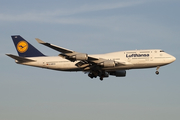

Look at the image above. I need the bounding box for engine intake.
[71,53,88,61]
[109,70,126,77]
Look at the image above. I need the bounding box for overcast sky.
[0,0,180,120]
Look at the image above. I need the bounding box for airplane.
[6,35,176,80]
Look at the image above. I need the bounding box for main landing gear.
[100,77,104,81]
[88,70,109,81]
[155,66,160,75]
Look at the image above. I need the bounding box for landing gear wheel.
[155,71,159,75]
[100,77,103,81]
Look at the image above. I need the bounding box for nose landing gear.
[155,66,160,75]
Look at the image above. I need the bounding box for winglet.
[35,38,45,44]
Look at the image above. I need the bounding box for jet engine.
[100,60,116,67]
[71,53,88,61]
[109,70,126,77]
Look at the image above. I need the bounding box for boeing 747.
[6,35,176,80]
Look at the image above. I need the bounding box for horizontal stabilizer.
[6,54,35,62]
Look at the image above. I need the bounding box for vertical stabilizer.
[11,35,45,57]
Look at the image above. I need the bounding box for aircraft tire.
[155,71,159,75]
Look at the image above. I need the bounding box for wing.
[36,38,74,53]
[35,38,125,71]
[36,38,98,62]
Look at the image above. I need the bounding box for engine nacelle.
[109,70,126,77]
[71,53,88,61]
[100,60,115,67]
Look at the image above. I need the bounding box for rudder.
[11,35,45,57]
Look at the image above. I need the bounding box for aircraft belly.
[48,62,79,71]
[102,64,134,71]
[131,62,169,69]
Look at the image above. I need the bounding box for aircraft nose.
[165,54,176,63]
[172,56,176,62]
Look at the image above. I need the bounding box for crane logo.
[17,41,28,53]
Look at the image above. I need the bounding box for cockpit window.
[160,50,164,52]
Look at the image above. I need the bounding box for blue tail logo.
[12,35,45,57]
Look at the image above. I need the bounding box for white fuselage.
[18,49,176,72]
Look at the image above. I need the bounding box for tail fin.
[11,35,45,57]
